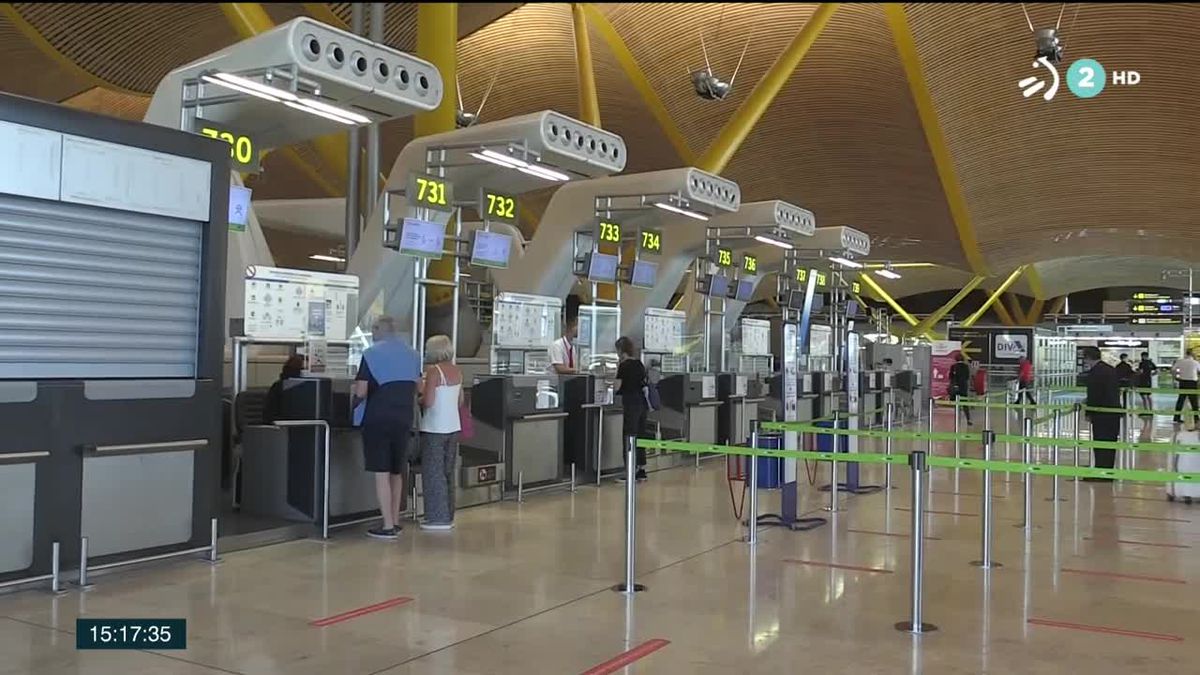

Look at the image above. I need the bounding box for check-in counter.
[655,373,720,465]
[239,378,377,527]
[563,375,627,482]
[718,373,765,446]
[471,374,567,491]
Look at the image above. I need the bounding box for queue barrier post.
[885,402,895,490]
[896,450,936,634]
[1020,417,1033,536]
[927,398,935,455]
[747,421,760,545]
[971,430,1001,569]
[613,435,645,594]
[954,397,961,458]
[1048,410,1063,502]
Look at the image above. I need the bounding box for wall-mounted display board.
[244,266,359,341]
[492,292,562,349]
[809,324,833,358]
[644,307,686,354]
[741,318,772,357]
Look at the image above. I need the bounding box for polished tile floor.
[2,409,1198,674]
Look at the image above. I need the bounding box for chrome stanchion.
[76,536,92,589]
[1073,403,1082,475]
[613,436,645,593]
[885,402,895,489]
[570,462,577,493]
[896,450,936,633]
[954,397,961,457]
[971,430,1001,569]
[50,541,64,595]
[747,423,760,546]
[596,407,604,487]
[208,517,219,564]
[927,397,935,455]
[517,471,525,504]
[1019,417,1033,536]
[825,455,839,513]
[1048,411,1062,502]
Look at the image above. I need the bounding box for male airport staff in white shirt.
[1173,349,1200,425]
[547,316,579,375]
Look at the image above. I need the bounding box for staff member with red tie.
[547,316,579,375]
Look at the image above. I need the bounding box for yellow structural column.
[961,266,1027,327]
[1046,296,1066,317]
[697,3,839,173]
[990,292,1017,326]
[908,275,985,337]
[571,4,601,127]
[417,3,459,306]
[1024,298,1046,326]
[858,273,920,328]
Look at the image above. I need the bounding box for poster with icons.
[244,266,359,341]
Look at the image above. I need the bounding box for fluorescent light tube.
[828,256,862,269]
[754,234,794,250]
[201,74,283,103]
[875,268,901,279]
[296,97,371,124]
[517,163,570,182]
[477,148,528,168]
[309,254,346,263]
[283,100,355,125]
[654,201,709,221]
[211,72,298,102]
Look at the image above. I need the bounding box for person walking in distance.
[418,335,463,531]
[1172,349,1200,428]
[353,316,421,539]
[614,336,648,482]
[1136,351,1158,412]
[1082,346,1121,478]
[949,353,972,426]
[1017,357,1036,404]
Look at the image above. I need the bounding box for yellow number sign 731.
[408,173,455,213]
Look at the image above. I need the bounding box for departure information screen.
[398,218,445,258]
[707,273,730,297]
[587,252,619,283]
[470,230,513,268]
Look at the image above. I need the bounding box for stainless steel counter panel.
[0,461,36,573]
[240,426,377,522]
[687,404,719,445]
[510,413,566,486]
[81,449,195,557]
[600,409,625,473]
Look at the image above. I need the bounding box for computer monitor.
[846,299,859,318]
[629,259,658,288]
[735,278,755,302]
[587,252,619,283]
[706,273,729,298]
[470,230,513,269]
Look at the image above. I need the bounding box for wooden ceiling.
[1,2,1196,298]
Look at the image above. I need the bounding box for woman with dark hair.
[614,336,648,482]
[262,354,305,424]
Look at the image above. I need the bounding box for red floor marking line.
[846,528,942,541]
[309,596,413,627]
[782,559,894,574]
[1060,568,1187,585]
[580,639,670,675]
[1028,618,1184,643]
[1113,513,1192,523]
[894,507,978,517]
[1084,537,1191,549]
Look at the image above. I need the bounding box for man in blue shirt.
[353,316,421,539]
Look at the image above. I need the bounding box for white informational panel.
[846,332,860,455]
[782,322,799,470]
[60,134,211,222]
[644,308,686,354]
[244,266,359,341]
[809,324,833,358]
[0,120,62,201]
[741,318,772,357]
[492,292,562,349]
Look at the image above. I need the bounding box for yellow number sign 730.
[408,173,454,213]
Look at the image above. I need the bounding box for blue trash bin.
[814,419,849,453]
[751,432,782,489]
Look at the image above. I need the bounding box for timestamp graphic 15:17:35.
[76,619,187,650]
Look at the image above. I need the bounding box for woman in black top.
[1136,351,1157,412]
[614,336,648,482]
[948,353,972,426]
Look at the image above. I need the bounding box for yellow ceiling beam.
[1046,295,1066,316]
[218,3,274,39]
[883,3,989,277]
[1025,263,1046,299]
[1005,293,1028,324]
[580,3,694,164]
[908,275,985,337]
[696,3,839,174]
[962,266,1027,327]
[1024,298,1046,326]
[990,291,1017,326]
[858,273,920,328]
[571,4,601,127]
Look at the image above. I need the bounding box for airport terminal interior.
[1,2,1199,673]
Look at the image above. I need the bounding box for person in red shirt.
[1017,357,1035,404]
[973,363,988,397]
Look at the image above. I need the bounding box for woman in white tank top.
[419,335,463,530]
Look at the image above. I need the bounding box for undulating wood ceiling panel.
[0,13,94,101]
[327,3,519,50]
[718,3,964,265]
[1035,256,1195,297]
[907,2,1200,271]
[10,3,237,93]
[59,86,148,120]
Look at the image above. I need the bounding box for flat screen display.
[735,278,755,302]
[811,293,826,312]
[587,252,619,283]
[706,273,729,298]
[629,259,658,288]
[787,289,806,309]
[228,185,252,230]
[846,299,859,318]
[470,230,513,269]
[398,217,445,259]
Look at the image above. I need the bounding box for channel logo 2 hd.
[1019,57,1140,101]
[994,334,1028,360]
